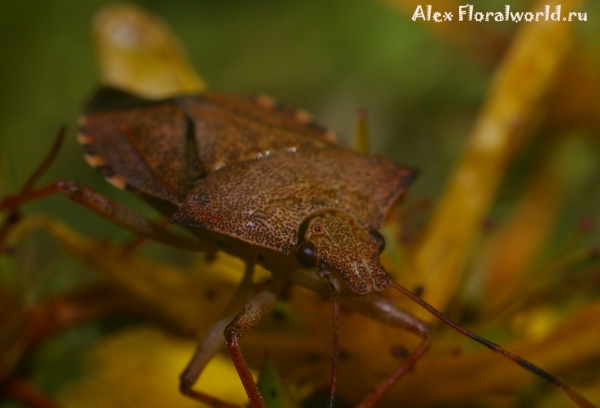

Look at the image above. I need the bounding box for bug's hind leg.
[343,294,431,408]
[0,127,66,249]
[1,131,213,252]
[0,180,210,252]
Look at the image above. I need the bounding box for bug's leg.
[0,127,65,248]
[121,218,170,255]
[343,293,431,408]
[0,180,210,252]
[224,277,285,408]
[180,262,256,408]
[353,108,370,154]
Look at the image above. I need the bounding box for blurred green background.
[2,0,598,236]
[1,0,600,406]
[0,0,496,233]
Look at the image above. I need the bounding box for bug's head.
[295,211,389,295]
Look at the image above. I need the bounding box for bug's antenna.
[321,270,342,408]
[328,292,340,408]
[389,281,595,408]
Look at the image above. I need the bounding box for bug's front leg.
[180,265,282,408]
[344,294,432,408]
[180,262,256,408]
[224,278,284,408]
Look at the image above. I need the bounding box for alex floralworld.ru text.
[412,5,587,23]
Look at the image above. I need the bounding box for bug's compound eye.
[369,230,385,253]
[296,240,319,268]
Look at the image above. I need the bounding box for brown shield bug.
[0,85,595,408]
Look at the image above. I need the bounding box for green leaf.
[256,356,296,408]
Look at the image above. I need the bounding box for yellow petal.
[408,0,583,313]
[56,327,249,408]
[93,4,205,98]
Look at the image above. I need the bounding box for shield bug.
[1,86,595,408]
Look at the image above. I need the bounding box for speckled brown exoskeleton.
[0,87,594,408]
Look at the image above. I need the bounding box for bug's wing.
[178,92,338,174]
[79,88,339,204]
[171,148,418,253]
[78,87,202,204]
[201,92,336,142]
